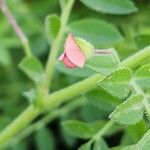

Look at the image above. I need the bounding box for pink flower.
[58,33,86,69]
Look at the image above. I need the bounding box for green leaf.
[35,127,55,150]
[62,120,95,139]
[134,64,150,90]
[111,145,137,150]
[134,34,150,49]
[80,104,107,122]
[78,142,91,150]
[137,128,150,150]
[45,14,60,44]
[0,48,11,67]
[98,68,132,99]
[56,62,96,77]
[23,89,36,104]
[127,121,148,142]
[110,95,144,125]
[86,48,120,75]
[59,0,68,10]
[121,132,134,146]
[80,0,137,14]
[19,57,43,83]
[86,89,121,112]
[12,142,27,150]
[67,19,123,47]
[94,138,109,150]
[75,37,94,59]
[61,123,77,147]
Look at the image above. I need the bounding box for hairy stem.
[0,45,150,145]
[1,98,85,149]
[0,0,32,57]
[92,120,114,142]
[0,106,40,145]
[43,0,75,91]
[0,74,101,145]
[86,120,114,147]
[121,45,150,68]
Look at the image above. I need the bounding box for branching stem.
[0,45,150,145]
[43,0,75,91]
[0,0,150,147]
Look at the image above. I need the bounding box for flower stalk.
[0,45,150,145]
[43,0,75,91]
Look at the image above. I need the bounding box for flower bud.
[75,37,94,59]
[58,33,94,69]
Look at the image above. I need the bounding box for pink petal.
[63,54,77,69]
[58,53,65,61]
[64,33,85,68]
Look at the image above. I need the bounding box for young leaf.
[23,89,36,104]
[45,14,60,44]
[35,127,55,150]
[85,48,120,75]
[93,138,109,150]
[62,120,95,139]
[110,95,144,125]
[80,0,138,14]
[19,57,43,83]
[137,128,150,150]
[98,68,132,99]
[78,142,91,150]
[134,64,150,90]
[67,19,122,47]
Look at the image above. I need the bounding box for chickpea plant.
[0,0,150,149]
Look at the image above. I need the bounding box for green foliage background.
[0,0,150,149]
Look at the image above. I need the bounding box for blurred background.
[0,0,150,149]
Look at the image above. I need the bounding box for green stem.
[45,74,102,109]
[1,98,85,149]
[0,0,32,57]
[0,45,150,145]
[0,106,40,145]
[43,0,75,91]
[121,45,150,68]
[92,120,114,142]
[0,74,101,145]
